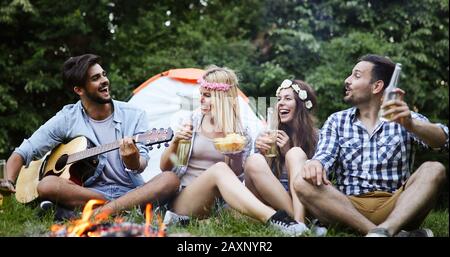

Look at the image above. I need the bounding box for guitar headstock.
[136,128,174,149]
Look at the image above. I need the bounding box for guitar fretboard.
[67,135,137,164]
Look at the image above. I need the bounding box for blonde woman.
[160,66,307,236]
[244,79,326,236]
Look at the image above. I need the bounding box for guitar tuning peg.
[164,142,169,147]
[157,144,161,149]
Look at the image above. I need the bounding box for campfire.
[50,199,166,237]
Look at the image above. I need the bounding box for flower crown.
[198,77,232,91]
[276,79,313,109]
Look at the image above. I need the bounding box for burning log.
[50,199,166,237]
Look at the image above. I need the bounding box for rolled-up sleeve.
[312,114,340,175]
[14,111,67,167]
[409,112,449,151]
[134,110,151,163]
[436,123,449,150]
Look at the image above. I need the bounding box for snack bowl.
[213,133,247,154]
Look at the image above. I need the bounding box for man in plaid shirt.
[293,54,448,237]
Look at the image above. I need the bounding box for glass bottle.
[379,63,402,122]
[265,107,278,158]
[175,118,192,167]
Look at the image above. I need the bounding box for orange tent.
[128,68,264,181]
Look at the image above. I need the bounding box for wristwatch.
[124,166,140,174]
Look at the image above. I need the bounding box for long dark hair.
[273,79,318,178]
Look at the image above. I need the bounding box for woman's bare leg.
[98,171,180,216]
[244,153,294,217]
[172,162,276,222]
[285,147,307,222]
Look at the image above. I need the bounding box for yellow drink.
[176,140,191,166]
[379,91,400,122]
[264,130,278,158]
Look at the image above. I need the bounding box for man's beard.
[343,93,370,106]
[343,86,353,104]
[85,87,112,104]
[343,95,353,105]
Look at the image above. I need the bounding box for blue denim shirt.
[15,100,150,188]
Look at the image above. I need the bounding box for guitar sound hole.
[55,154,68,171]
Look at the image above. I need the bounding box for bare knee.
[212,161,229,169]
[244,153,268,177]
[293,175,316,200]
[211,162,231,175]
[37,175,60,199]
[285,147,308,162]
[419,161,447,185]
[162,171,181,190]
[212,161,244,180]
[153,171,180,195]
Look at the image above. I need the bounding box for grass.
[0,195,448,237]
[0,196,54,237]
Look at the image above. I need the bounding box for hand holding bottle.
[174,118,193,143]
[380,88,413,129]
[174,118,193,167]
[255,131,275,154]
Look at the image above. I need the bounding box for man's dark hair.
[358,54,395,89]
[62,54,101,91]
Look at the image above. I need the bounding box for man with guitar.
[0,54,180,219]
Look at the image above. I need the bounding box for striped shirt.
[313,107,449,196]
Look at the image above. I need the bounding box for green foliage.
[261,0,448,126]
[306,32,396,122]
[0,0,448,162]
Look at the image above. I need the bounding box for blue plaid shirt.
[313,107,449,196]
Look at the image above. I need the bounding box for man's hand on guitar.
[119,137,141,171]
[0,178,16,195]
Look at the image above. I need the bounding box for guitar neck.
[67,135,137,164]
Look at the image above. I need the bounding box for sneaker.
[39,200,54,211]
[37,200,55,218]
[365,227,392,237]
[267,210,309,236]
[395,228,434,237]
[163,210,190,226]
[54,206,78,222]
[309,219,328,237]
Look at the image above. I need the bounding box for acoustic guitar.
[15,128,173,204]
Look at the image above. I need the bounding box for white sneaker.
[267,210,309,236]
[365,227,391,237]
[163,210,190,226]
[311,225,328,237]
[310,219,328,237]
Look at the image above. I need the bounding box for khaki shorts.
[347,185,405,225]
